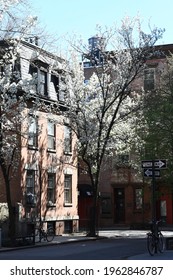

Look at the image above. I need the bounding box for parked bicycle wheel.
[158,232,164,253]
[147,233,155,256]
[46,227,55,242]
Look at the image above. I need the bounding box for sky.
[30,0,173,49]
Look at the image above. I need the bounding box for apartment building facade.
[0,39,78,237]
[78,37,173,229]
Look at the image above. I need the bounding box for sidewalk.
[0,234,94,253]
[0,232,99,253]
[0,229,173,260]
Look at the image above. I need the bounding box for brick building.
[0,39,78,237]
[78,37,173,229]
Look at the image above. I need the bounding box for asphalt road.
[0,238,146,260]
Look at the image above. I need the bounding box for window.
[51,74,59,96]
[118,154,129,164]
[101,195,111,215]
[29,63,48,96]
[26,170,36,205]
[47,173,56,205]
[48,120,56,150]
[134,188,143,210]
[64,175,72,204]
[0,65,4,78]
[26,170,35,194]
[12,59,21,82]
[144,68,155,91]
[28,116,38,148]
[39,70,47,96]
[83,62,91,68]
[64,125,72,154]
[59,76,66,102]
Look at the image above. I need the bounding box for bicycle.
[35,224,55,242]
[147,220,165,256]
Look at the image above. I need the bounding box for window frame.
[47,120,56,151]
[144,68,155,91]
[101,194,112,216]
[51,74,59,97]
[134,187,143,211]
[0,65,4,78]
[38,69,48,96]
[26,170,35,195]
[47,173,56,206]
[29,62,48,96]
[118,154,129,165]
[28,116,38,149]
[64,125,72,154]
[64,174,72,205]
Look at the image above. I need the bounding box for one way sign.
[143,168,160,177]
[141,159,167,169]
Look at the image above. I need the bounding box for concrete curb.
[0,235,104,253]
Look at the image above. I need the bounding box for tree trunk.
[1,168,16,243]
[87,188,98,236]
[8,204,16,244]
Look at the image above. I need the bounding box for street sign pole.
[141,158,167,248]
[151,160,156,222]
[151,160,157,253]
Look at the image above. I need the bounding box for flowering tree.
[0,0,39,241]
[63,17,164,236]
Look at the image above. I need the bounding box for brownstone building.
[0,39,78,237]
[78,37,173,229]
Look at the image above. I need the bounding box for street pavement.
[0,229,173,260]
[100,229,173,259]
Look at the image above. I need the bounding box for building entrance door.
[114,188,125,223]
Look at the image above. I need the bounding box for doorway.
[114,188,125,223]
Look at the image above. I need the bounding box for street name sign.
[141,159,167,169]
[143,168,160,177]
